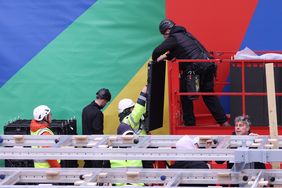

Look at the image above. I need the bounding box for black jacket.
[82,101,105,168]
[82,101,104,135]
[171,161,209,169]
[152,26,211,71]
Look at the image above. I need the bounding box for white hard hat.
[33,105,51,121]
[176,135,196,149]
[118,98,135,114]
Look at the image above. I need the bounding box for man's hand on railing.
[157,51,170,62]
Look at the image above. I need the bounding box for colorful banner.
[0,0,165,135]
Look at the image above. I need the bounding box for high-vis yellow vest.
[123,103,147,135]
[31,128,60,168]
[110,160,144,186]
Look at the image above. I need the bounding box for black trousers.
[180,66,227,125]
[84,160,104,168]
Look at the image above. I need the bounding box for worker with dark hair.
[152,19,230,126]
[82,88,111,168]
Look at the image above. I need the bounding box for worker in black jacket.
[152,19,230,126]
[82,88,111,168]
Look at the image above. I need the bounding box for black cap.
[159,19,175,34]
[96,88,111,101]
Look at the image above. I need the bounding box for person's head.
[159,19,175,39]
[234,115,251,135]
[33,105,52,124]
[118,98,135,122]
[95,88,111,109]
[176,135,196,149]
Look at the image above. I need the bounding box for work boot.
[184,122,195,126]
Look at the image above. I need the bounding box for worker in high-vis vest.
[110,123,144,186]
[118,86,154,169]
[118,85,148,135]
[30,105,61,168]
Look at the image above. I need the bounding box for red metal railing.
[168,53,282,135]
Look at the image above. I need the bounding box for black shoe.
[184,122,195,126]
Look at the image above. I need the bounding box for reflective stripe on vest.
[125,115,146,135]
[31,128,58,168]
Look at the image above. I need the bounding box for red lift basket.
[168,51,282,135]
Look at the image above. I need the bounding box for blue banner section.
[0,0,97,87]
[241,0,282,50]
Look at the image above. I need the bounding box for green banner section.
[0,0,165,135]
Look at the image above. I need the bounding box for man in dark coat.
[82,88,111,168]
[152,19,230,126]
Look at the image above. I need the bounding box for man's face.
[235,121,249,135]
[45,113,52,124]
[100,100,109,109]
[163,29,170,39]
